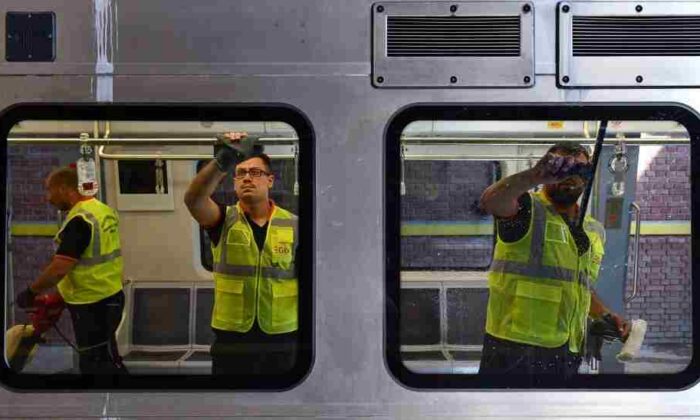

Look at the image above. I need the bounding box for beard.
[545,184,584,206]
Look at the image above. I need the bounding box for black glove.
[214,135,264,172]
[15,287,37,309]
[566,161,594,179]
[590,313,623,341]
[585,314,622,363]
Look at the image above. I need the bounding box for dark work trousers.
[66,290,128,375]
[211,323,298,375]
[479,333,582,378]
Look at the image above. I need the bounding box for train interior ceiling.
[5,118,692,375]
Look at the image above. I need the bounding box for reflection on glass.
[399,120,692,376]
[5,120,300,376]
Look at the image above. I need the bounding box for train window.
[1,105,313,390]
[116,159,174,211]
[118,160,169,195]
[386,106,698,389]
[401,159,498,271]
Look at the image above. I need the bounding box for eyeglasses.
[234,168,270,180]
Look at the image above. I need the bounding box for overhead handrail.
[399,136,687,145]
[96,145,297,161]
[7,136,298,145]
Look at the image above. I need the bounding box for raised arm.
[184,159,227,227]
[479,168,540,218]
[479,152,579,218]
[184,131,251,227]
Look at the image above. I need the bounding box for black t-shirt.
[496,193,590,256]
[55,217,92,260]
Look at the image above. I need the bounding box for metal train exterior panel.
[0,0,698,418]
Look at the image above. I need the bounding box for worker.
[184,132,299,375]
[477,142,631,377]
[15,167,127,374]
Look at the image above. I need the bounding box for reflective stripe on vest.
[211,203,299,334]
[71,211,123,266]
[490,199,577,282]
[485,192,605,353]
[55,199,123,304]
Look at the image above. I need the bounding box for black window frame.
[385,103,700,389]
[0,103,315,391]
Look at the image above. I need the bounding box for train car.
[0,0,698,417]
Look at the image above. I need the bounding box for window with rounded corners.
[385,104,699,389]
[0,104,314,390]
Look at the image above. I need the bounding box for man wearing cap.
[478,142,630,376]
[15,166,127,374]
[185,132,299,375]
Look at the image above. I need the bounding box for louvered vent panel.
[387,16,521,57]
[573,16,700,56]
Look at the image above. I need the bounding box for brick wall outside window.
[625,145,692,344]
[8,145,79,344]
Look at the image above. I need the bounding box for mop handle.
[578,120,608,228]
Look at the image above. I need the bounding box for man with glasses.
[478,142,629,378]
[185,132,299,375]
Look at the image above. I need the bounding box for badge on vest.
[102,215,119,234]
[271,227,294,259]
[273,243,292,256]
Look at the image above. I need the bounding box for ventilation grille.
[387,16,521,57]
[573,16,700,56]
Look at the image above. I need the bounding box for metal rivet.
[635,5,643,12]
[450,76,458,83]
[377,76,384,83]
[28,13,32,18]
[377,5,384,12]
[48,34,53,39]
[636,75,643,83]
[28,54,32,58]
[562,5,570,13]
[7,34,12,39]
[524,76,531,83]
[522,4,531,13]
[450,5,458,13]
[562,76,570,83]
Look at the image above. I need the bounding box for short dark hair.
[546,142,591,162]
[47,167,78,190]
[239,152,273,173]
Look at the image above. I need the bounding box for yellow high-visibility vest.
[55,199,123,304]
[211,203,298,334]
[485,191,606,353]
